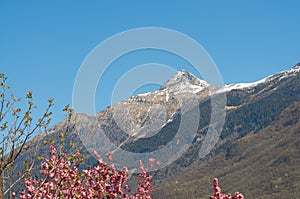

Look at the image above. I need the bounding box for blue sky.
[1,1,300,124]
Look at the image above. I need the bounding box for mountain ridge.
[14,63,300,198]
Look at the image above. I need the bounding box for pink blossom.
[20,145,156,199]
[210,178,244,199]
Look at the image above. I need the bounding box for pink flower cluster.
[210,178,244,199]
[19,145,155,199]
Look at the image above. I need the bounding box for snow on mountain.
[94,64,300,139]
[127,64,300,104]
[161,70,210,94]
[216,79,266,93]
[161,64,300,95]
[217,63,300,93]
[107,70,211,138]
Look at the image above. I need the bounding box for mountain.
[15,63,300,198]
[153,102,300,198]
[160,69,210,94]
[152,63,300,198]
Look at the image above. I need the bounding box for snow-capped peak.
[161,70,209,94]
[287,63,300,73]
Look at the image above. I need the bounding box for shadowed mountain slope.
[153,101,300,198]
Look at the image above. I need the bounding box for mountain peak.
[275,63,300,80]
[161,69,209,94]
[292,63,300,70]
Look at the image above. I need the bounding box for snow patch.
[216,78,266,93]
[216,64,300,94]
[166,91,169,102]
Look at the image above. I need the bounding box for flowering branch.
[210,178,244,199]
[18,145,156,199]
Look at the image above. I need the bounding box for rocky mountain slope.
[153,101,300,198]
[151,63,300,198]
[17,63,300,198]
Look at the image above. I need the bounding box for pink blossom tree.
[210,178,244,199]
[17,145,156,199]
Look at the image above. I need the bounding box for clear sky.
[1,1,300,124]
